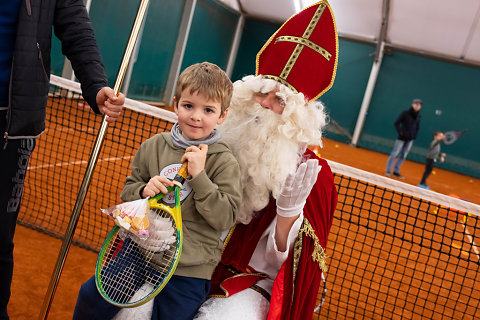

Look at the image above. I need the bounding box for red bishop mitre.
[256,1,338,102]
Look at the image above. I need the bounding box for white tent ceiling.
[220,0,480,66]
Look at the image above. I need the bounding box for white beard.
[220,76,327,224]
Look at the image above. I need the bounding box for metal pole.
[351,40,385,146]
[38,0,150,318]
[225,0,245,78]
[225,14,245,78]
[350,0,390,146]
[85,0,92,11]
[164,0,197,105]
[123,1,149,96]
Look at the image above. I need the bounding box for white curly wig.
[220,75,328,224]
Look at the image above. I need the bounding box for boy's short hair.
[434,131,443,136]
[175,62,233,113]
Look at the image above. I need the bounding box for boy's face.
[174,88,227,140]
[436,132,445,140]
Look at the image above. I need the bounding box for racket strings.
[98,210,180,305]
[101,237,144,303]
[104,263,138,302]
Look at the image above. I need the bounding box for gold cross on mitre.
[256,1,338,102]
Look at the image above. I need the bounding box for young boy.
[418,131,446,189]
[73,62,242,320]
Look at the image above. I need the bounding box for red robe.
[209,149,338,319]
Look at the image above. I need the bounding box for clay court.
[9,116,480,319]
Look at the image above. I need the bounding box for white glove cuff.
[276,203,305,218]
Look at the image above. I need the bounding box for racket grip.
[150,162,189,202]
[174,162,188,185]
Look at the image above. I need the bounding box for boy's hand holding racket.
[181,144,208,178]
[142,176,175,198]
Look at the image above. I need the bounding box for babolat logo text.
[7,139,35,213]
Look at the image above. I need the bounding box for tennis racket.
[443,129,467,145]
[95,162,188,307]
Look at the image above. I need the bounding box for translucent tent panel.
[465,13,480,62]
[219,0,240,11]
[240,0,296,21]
[308,0,383,41]
[218,0,480,65]
[388,0,480,62]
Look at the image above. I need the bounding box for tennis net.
[313,161,480,319]
[19,76,480,319]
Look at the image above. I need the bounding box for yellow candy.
[131,216,150,231]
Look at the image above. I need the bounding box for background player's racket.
[443,129,467,145]
[95,162,187,307]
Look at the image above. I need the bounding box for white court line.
[462,221,480,263]
[28,155,134,171]
[44,126,96,134]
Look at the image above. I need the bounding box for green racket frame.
[95,186,183,307]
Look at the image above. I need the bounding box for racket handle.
[174,162,189,185]
[150,162,189,202]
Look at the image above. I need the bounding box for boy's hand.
[142,176,174,198]
[181,144,208,178]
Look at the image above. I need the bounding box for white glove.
[133,212,176,252]
[276,159,321,217]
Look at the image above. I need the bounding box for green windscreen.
[181,0,238,72]
[88,0,137,89]
[320,39,376,144]
[231,18,281,81]
[88,0,185,101]
[50,35,64,76]
[123,0,185,101]
[359,50,480,177]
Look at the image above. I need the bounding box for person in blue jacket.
[385,98,422,179]
[0,1,125,319]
